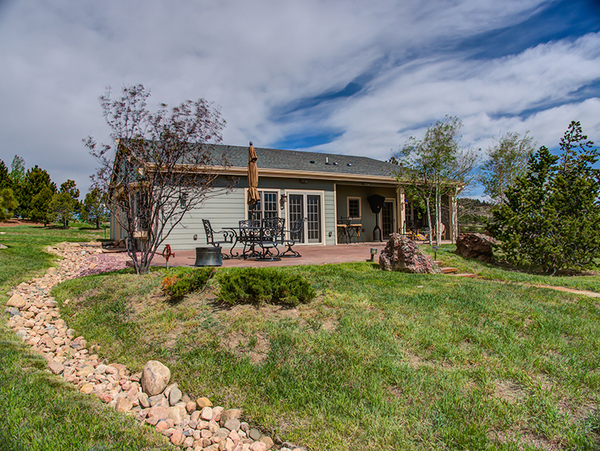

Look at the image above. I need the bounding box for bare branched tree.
[85,84,231,274]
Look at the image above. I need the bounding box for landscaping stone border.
[4,241,304,451]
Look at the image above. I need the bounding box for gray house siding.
[162,175,336,250]
[335,184,400,241]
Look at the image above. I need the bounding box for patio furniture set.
[202,217,306,263]
[336,217,364,244]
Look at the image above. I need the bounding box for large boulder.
[379,234,441,274]
[141,360,171,396]
[455,233,496,262]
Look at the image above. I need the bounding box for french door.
[287,192,323,244]
[381,200,395,238]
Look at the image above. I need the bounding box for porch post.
[333,183,338,245]
[398,186,406,234]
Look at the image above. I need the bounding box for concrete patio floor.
[154,240,451,269]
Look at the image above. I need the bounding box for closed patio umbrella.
[247,142,259,217]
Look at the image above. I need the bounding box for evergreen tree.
[10,155,25,184]
[82,188,108,229]
[488,121,600,273]
[0,160,11,190]
[50,192,75,228]
[0,188,18,220]
[30,186,54,226]
[19,166,56,218]
[59,179,80,226]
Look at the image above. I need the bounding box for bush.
[218,268,316,307]
[161,267,215,300]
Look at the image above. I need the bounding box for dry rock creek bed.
[4,241,304,451]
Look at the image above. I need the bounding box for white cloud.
[0,0,597,193]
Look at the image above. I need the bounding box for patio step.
[440,267,459,274]
[449,273,478,278]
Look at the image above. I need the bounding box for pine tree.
[30,186,54,226]
[0,188,17,221]
[19,166,56,218]
[82,188,108,229]
[488,122,600,273]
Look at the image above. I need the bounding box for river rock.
[6,293,26,308]
[141,360,171,396]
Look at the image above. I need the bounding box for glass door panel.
[288,194,304,243]
[382,201,394,238]
[307,195,321,243]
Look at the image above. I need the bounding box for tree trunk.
[425,198,432,243]
[435,184,441,245]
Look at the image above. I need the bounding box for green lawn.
[0,224,172,451]
[426,244,600,292]
[50,251,600,450]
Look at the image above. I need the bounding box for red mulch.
[0,219,45,227]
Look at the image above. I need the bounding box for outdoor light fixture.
[300,179,308,184]
[368,247,378,262]
[280,194,287,210]
[432,245,439,260]
[179,192,188,209]
[193,234,198,241]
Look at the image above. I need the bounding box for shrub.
[161,267,215,300]
[218,268,316,307]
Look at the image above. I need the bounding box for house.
[110,143,459,250]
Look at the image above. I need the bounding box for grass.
[424,244,600,292]
[0,224,172,450]
[51,257,600,450]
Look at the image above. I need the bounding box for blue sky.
[0,0,598,197]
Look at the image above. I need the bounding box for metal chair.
[202,219,236,259]
[280,218,306,257]
[238,219,261,259]
[257,217,285,260]
[337,218,350,244]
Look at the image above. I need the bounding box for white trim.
[347,196,361,220]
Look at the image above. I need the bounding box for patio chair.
[202,219,236,259]
[257,217,285,260]
[239,219,261,259]
[337,218,350,244]
[280,217,306,257]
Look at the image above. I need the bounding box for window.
[347,197,361,219]
[247,190,278,220]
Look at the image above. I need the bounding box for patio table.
[337,219,363,244]
[234,218,284,261]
